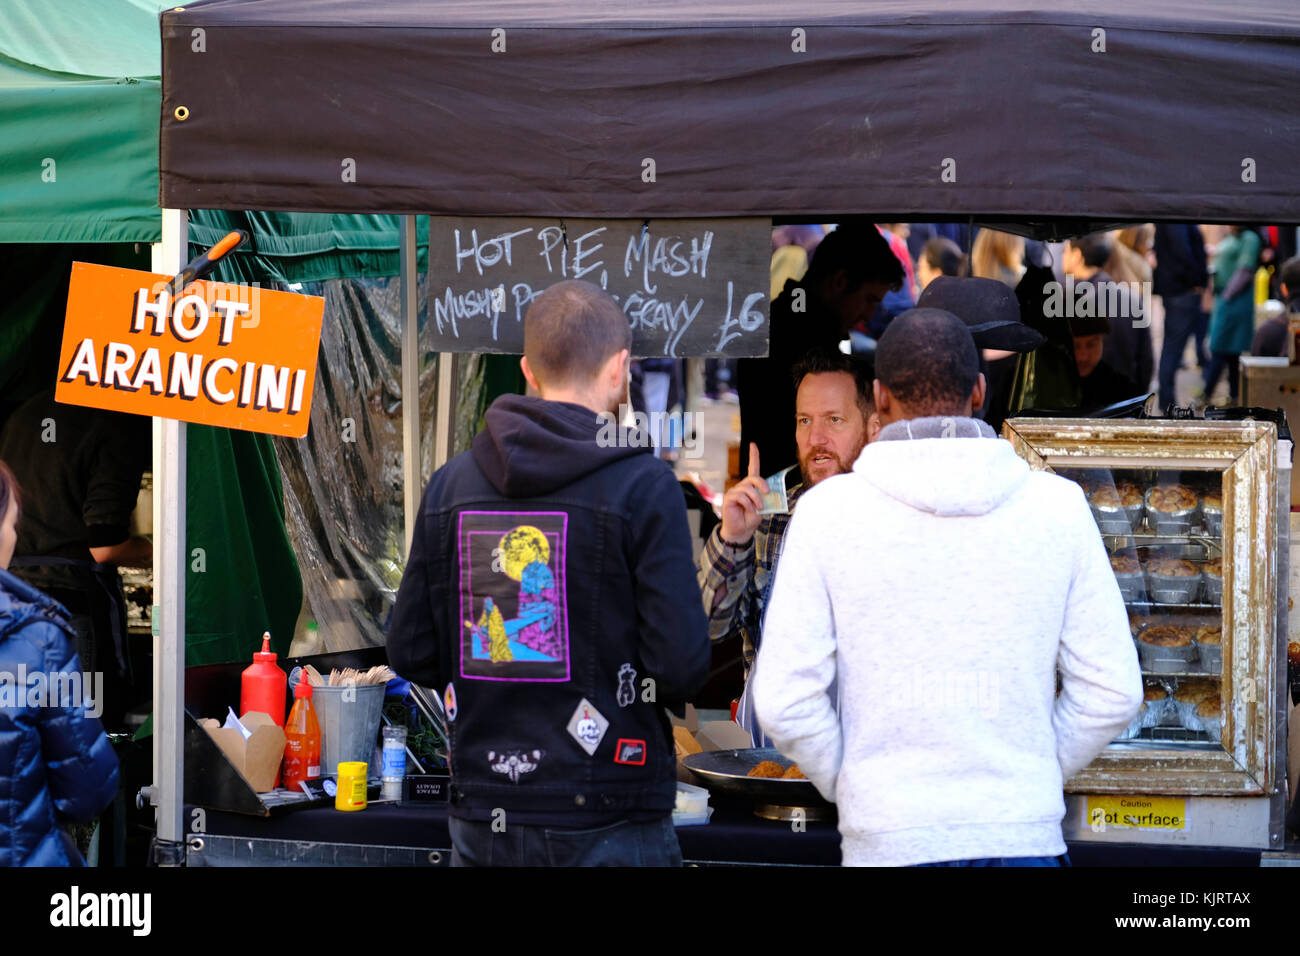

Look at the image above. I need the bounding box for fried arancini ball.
[782,765,806,779]
[747,760,784,778]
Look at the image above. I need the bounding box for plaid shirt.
[696,481,806,674]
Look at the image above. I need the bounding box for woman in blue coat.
[0,461,119,866]
[1203,226,1263,404]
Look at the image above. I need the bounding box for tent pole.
[400,215,420,556]
[430,218,454,472]
[148,208,188,865]
[434,352,455,471]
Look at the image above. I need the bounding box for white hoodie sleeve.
[752,500,843,801]
[1053,489,1144,780]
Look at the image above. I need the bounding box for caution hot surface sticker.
[56,262,324,438]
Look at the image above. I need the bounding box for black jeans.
[448,814,682,867]
[1158,291,1202,408]
[1203,352,1241,403]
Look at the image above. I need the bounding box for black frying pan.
[682,748,830,806]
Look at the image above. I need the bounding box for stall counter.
[183,799,1261,867]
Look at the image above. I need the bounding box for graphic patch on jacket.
[566,698,609,756]
[616,663,637,708]
[458,510,570,681]
[488,749,544,783]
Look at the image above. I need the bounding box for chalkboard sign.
[427,217,770,357]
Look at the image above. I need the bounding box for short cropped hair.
[1068,232,1114,269]
[791,348,875,420]
[803,225,905,292]
[1279,254,1300,295]
[523,280,631,389]
[875,308,979,415]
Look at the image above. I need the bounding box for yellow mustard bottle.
[335,761,368,811]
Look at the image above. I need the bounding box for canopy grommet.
[174,106,190,121]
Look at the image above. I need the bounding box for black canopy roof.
[160,0,1300,223]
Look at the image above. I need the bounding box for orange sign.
[56,262,325,438]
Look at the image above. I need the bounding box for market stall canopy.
[160,0,1300,223]
[0,0,170,243]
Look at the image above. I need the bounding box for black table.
[185,798,1260,867]
[185,792,841,866]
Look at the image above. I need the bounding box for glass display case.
[1003,418,1290,850]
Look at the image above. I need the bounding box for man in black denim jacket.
[388,279,710,866]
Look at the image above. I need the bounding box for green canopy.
[185,424,303,665]
[188,211,428,282]
[0,1,169,243]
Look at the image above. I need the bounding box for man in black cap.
[1065,233,1153,396]
[915,276,1046,431]
[1069,314,1142,410]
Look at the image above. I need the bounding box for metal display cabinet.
[1003,419,1290,850]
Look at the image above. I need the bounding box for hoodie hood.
[0,567,72,639]
[472,394,652,497]
[853,417,1029,516]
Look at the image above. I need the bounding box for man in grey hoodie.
[754,308,1142,867]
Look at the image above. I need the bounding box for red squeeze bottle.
[282,680,321,792]
[240,632,287,726]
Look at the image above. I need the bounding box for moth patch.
[565,698,609,756]
[488,749,543,783]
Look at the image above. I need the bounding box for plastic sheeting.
[276,275,485,654]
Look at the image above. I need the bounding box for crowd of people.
[762,221,1298,417]
[629,221,1296,469]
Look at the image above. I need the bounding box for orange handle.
[207,230,244,261]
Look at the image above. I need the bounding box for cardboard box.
[198,711,286,793]
[673,724,703,759]
[669,702,699,734]
[695,719,752,753]
[673,726,703,784]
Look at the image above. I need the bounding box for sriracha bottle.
[282,680,321,792]
[240,632,286,726]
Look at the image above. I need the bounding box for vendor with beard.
[698,348,876,743]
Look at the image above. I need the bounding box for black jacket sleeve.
[386,493,443,689]
[628,465,711,712]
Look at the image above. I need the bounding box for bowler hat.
[917,276,1047,352]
